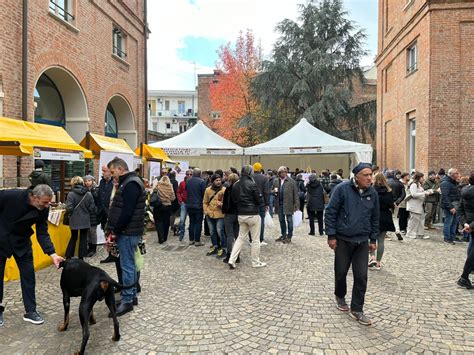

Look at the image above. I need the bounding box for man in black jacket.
[28,160,52,188]
[107,158,146,316]
[98,165,114,263]
[252,162,270,244]
[0,185,64,326]
[440,168,461,243]
[386,170,405,240]
[228,165,266,269]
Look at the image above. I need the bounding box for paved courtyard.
[2,220,474,354]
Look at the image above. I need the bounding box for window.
[179,124,187,133]
[177,101,185,114]
[407,42,417,73]
[49,0,74,22]
[165,100,170,111]
[211,111,221,119]
[152,122,158,132]
[105,104,118,138]
[408,117,416,171]
[34,74,65,126]
[166,123,171,129]
[113,26,127,59]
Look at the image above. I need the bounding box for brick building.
[0,0,147,186]
[376,0,474,174]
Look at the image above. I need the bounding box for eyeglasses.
[186,173,192,176]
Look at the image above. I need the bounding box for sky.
[147,0,378,90]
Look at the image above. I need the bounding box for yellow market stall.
[0,117,93,281]
[134,143,175,180]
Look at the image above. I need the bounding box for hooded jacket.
[440,175,460,210]
[65,184,96,230]
[28,170,52,188]
[306,175,325,212]
[375,185,395,232]
[459,185,474,229]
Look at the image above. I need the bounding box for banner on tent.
[163,148,200,156]
[206,148,237,155]
[289,146,322,154]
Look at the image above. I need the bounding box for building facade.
[0,0,147,185]
[148,90,197,141]
[376,0,474,173]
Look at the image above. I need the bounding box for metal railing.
[49,0,75,22]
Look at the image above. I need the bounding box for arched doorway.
[105,95,137,148]
[34,67,88,142]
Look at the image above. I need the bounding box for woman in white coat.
[406,172,433,239]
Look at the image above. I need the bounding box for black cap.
[34,159,44,169]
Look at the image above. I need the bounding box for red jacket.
[177,180,187,204]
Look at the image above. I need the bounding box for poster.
[149,161,162,181]
[173,161,189,183]
[99,151,134,179]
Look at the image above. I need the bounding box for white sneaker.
[407,235,417,239]
[260,241,268,246]
[252,262,267,268]
[422,235,430,239]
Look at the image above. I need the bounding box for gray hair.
[193,168,202,177]
[107,157,129,171]
[241,165,254,176]
[277,166,288,173]
[31,184,54,198]
[448,168,458,177]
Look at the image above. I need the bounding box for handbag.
[149,190,162,208]
[62,194,87,226]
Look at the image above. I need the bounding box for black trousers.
[307,209,324,235]
[0,249,36,312]
[154,205,171,243]
[66,228,89,258]
[398,208,409,232]
[334,239,369,313]
[461,231,474,279]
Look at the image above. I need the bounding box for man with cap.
[28,160,52,189]
[324,162,379,326]
[252,162,270,245]
[423,170,440,229]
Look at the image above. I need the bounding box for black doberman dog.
[58,258,134,355]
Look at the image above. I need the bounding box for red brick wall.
[0,0,146,186]
[376,0,474,175]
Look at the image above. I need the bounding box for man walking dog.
[0,184,64,326]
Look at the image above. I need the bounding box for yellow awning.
[80,133,135,156]
[0,117,93,158]
[134,144,175,163]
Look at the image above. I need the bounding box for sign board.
[163,148,200,156]
[289,146,322,154]
[34,148,84,161]
[205,149,236,155]
[149,161,161,181]
[99,151,134,180]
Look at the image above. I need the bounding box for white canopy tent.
[245,118,373,174]
[149,120,245,170]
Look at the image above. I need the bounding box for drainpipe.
[144,0,148,144]
[18,0,28,186]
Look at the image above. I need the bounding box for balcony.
[150,109,196,118]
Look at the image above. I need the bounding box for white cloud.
[147,0,300,90]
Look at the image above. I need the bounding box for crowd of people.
[0,157,472,329]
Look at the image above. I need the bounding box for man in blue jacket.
[185,168,207,246]
[324,162,379,326]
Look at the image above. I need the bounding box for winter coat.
[232,175,263,215]
[423,178,440,203]
[177,180,188,204]
[28,170,52,188]
[387,177,405,205]
[156,181,176,206]
[98,177,113,219]
[87,186,100,226]
[66,184,96,230]
[459,185,474,229]
[440,175,460,210]
[272,177,298,215]
[329,179,343,197]
[320,175,331,194]
[253,173,270,206]
[296,178,307,199]
[185,176,206,210]
[406,182,426,214]
[306,176,325,212]
[203,186,226,218]
[222,183,238,215]
[169,177,180,212]
[375,186,395,232]
[324,179,380,243]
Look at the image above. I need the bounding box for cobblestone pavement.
[2,220,474,354]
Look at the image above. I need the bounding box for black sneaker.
[115,302,133,317]
[275,236,286,242]
[23,311,44,325]
[457,277,473,289]
[395,232,403,241]
[282,237,292,244]
[116,297,138,306]
[444,239,455,245]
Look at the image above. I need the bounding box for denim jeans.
[178,203,188,241]
[278,207,294,238]
[116,234,140,304]
[269,194,275,217]
[207,217,226,249]
[224,214,239,256]
[187,207,203,242]
[443,209,458,241]
[468,233,473,256]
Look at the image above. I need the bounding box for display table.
[4,221,71,282]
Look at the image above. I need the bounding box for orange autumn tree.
[209,30,262,146]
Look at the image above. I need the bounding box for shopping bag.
[264,211,274,228]
[135,246,144,272]
[293,210,303,228]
